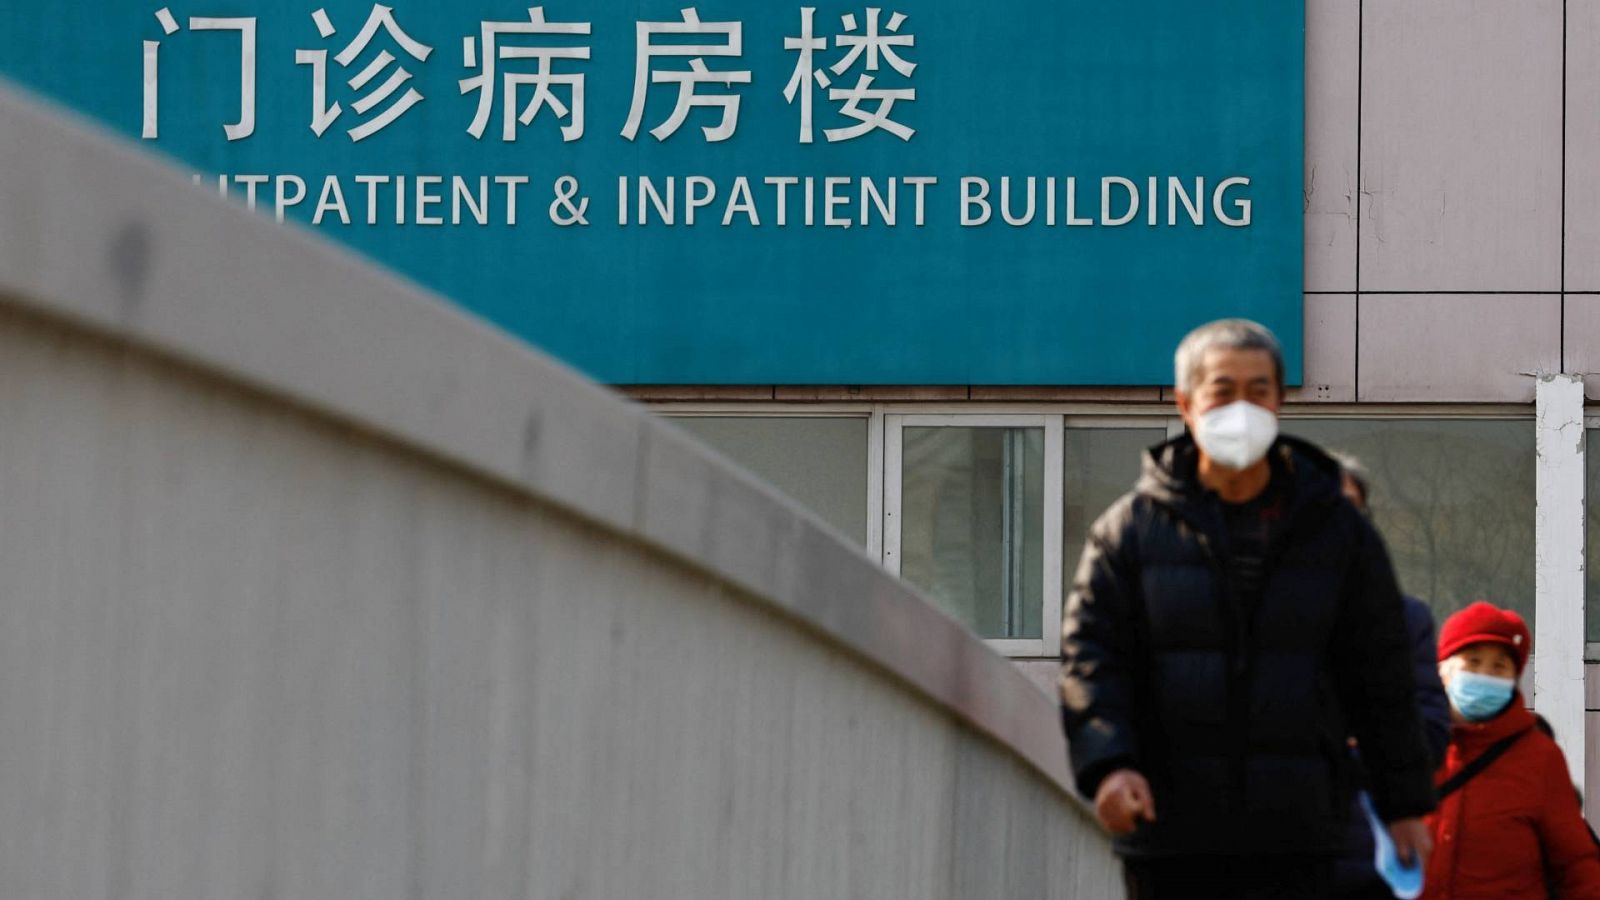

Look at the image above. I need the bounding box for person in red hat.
[1423,601,1600,899]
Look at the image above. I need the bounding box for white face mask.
[1192,400,1278,471]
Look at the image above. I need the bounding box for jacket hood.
[1135,431,1347,523]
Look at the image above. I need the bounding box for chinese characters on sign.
[297,5,433,141]
[142,5,918,144]
[7,0,1297,384]
[143,7,258,139]
[140,3,1257,234]
[460,7,589,141]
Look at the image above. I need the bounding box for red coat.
[1423,700,1600,899]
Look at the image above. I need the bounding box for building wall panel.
[1359,1,1563,292]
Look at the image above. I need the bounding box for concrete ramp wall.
[0,85,1116,899]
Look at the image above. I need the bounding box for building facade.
[631,0,1600,797]
[3,0,1591,814]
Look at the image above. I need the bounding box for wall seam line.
[1355,0,1364,401]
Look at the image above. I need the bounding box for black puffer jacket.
[1333,595,1451,892]
[1059,434,1435,858]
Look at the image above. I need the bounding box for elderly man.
[1059,319,1435,899]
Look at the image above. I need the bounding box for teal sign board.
[0,2,1303,384]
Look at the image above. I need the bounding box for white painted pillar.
[1535,374,1586,790]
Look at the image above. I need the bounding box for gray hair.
[1331,450,1371,507]
[1172,319,1285,394]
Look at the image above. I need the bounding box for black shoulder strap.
[1534,713,1555,738]
[1438,730,1529,800]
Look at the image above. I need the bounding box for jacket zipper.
[1196,530,1251,816]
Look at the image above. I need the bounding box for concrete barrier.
[0,83,1116,899]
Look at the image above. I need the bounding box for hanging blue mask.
[1360,791,1423,899]
[1446,671,1516,722]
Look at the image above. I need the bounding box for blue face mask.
[1446,670,1516,722]
[1360,791,1423,899]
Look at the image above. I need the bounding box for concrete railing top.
[0,82,1081,807]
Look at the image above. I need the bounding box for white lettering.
[415,175,443,225]
[312,175,350,225]
[1168,176,1204,225]
[1000,176,1034,226]
[1101,176,1138,226]
[451,176,488,226]
[274,174,306,222]
[723,176,759,226]
[1065,176,1092,226]
[825,176,851,227]
[685,175,715,225]
[960,176,991,226]
[765,176,796,226]
[355,174,388,224]
[494,175,528,225]
[639,176,674,225]
[904,176,936,226]
[1213,176,1251,226]
[236,174,268,210]
[861,177,894,226]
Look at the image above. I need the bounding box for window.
[657,405,1548,661]
[1285,418,1535,627]
[669,416,870,545]
[885,415,1061,653]
[1062,424,1170,575]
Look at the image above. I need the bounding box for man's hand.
[1093,768,1157,835]
[1388,817,1432,869]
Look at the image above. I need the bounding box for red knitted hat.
[1437,601,1531,672]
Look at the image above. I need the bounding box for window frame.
[1284,409,1542,661]
[653,402,1538,661]
[884,413,1064,657]
[658,405,884,558]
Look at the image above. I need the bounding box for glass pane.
[899,427,1044,639]
[1284,419,1535,626]
[1063,427,1169,567]
[1587,429,1600,642]
[672,417,869,545]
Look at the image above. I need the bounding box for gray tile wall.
[1303,0,1588,402]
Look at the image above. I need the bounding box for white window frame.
[884,413,1063,657]
[655,404,1180,659]
[652,402,1549,666]
[656,405,885,558]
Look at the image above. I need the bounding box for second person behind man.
[1328,453,1451,899]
